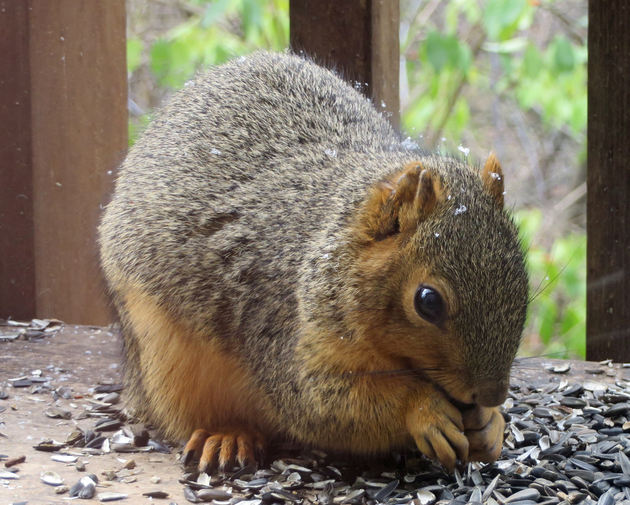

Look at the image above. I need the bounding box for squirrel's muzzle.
[474,380,509,408]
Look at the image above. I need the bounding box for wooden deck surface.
[0,323,182,504]
[1,322,626,504]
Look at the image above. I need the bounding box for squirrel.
[99,51,529,472]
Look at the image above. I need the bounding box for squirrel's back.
[100,52,408,326]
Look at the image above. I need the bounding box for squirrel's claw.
[414,424,469,470]
[181,429,208,466]
[406,389,469,470]
[181,428,266,474]
[463,405,506,463]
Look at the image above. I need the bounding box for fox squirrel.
[99,51,529,472]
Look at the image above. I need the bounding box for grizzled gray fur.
[99,51,528,461]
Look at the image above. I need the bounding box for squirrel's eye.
[414,285,444,325]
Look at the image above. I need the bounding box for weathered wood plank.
[0,1,127,325]
[0,2,37,319]
[289,0,400,128]
[586,1,630,360]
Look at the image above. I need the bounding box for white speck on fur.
[401,137,419,150]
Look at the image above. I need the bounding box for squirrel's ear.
[481,152,504,209]
[362,163,440,241]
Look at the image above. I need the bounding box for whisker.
[529,239,585,302]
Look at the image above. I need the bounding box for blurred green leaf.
[403,96,437,133]
[149,39,171,78]
[523,43,542,78]
[553,36,575,73]
[425,32,450,72]
[484,0,527,40]
[424,32,471,74]
[201,0,233,28]
[445,97,471,139]
[520,210,586,359]
[127,37,143,74]
[128,113,151,147]
[484,37,527,53]
[242,0,263,39]
[537,297,557,345]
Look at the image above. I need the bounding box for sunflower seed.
[148,439,170,453]
[51,454,78,463]
[603,403,630,417]
[618,451,630,475]
[548,363,571,374]
[416,489,436,505]
[374,479,398,501]
[143,491,169,498]
[584,381,608,392]
[45,406,72,419]
[196,488,232,501]
[41,470,63,486]
[98,492,129,501]
[504,488,541,502]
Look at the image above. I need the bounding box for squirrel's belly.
[121,286,273,440]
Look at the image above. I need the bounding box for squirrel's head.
[352,153,529,408]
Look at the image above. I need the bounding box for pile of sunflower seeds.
[11,349,630,505]
[178,375,630,505]
[32,381,170,457]
[0,318,63,342]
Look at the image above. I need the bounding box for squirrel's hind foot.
[181,428,266,474]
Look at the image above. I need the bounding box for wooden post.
[290,0,400,129]
[586,2,630,361]
[0,1,127,325]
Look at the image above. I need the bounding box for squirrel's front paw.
[462,405,505,463]
[406,392,469,470]
[181,428,266,473]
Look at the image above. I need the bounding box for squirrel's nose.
[474,381,508,407]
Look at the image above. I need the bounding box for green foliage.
[127,37,144,74]
[424,32,471,73]
[148,0,288,89]
[127,0,288,145]
[483,0,529,41]
[402,0,587,142]
[517,210,586,359]
[513,36,587,134]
